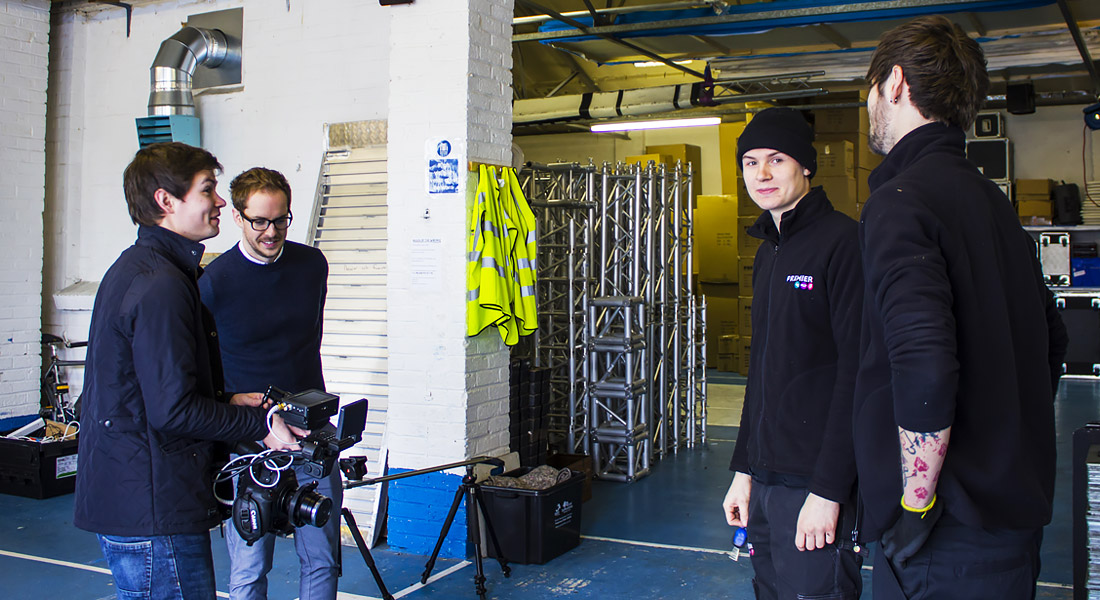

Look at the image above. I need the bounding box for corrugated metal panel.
[307,144,389,547]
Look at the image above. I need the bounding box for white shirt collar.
[238,242,283,265]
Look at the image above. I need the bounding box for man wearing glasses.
[200,167,339,600]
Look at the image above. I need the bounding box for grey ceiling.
[512,0,1100,129]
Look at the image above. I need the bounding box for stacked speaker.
[966,111,1013,201]
[509,359,550,467]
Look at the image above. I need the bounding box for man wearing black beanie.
[721,107,865,600]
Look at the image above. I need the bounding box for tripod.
[421,463,511,598]
[340,507,394,600]
[343,456,512,598]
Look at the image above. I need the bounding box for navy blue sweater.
[199,241,328,395]
[854,123,1067,538]
[730,188,863,503]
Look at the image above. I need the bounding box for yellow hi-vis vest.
[499,167,538,336]
[466,164,517,345]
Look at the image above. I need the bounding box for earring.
[892,97,899,104]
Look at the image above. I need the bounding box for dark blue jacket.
[74,225,269,536]
[730,188,863,503]
[854,123,1068,538]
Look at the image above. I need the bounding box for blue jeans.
[97,532,216,599]
[226,465,343,600]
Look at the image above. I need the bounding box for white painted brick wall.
[0,0,50,420]
[42,0,392,347]
[385,0,513,472]
[42,0,514,468]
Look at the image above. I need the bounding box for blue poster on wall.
[428,139,459,194]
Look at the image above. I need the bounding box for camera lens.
[288,485,333,528]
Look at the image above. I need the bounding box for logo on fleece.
[787,274,814,291]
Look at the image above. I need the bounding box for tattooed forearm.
[898,426,951,508]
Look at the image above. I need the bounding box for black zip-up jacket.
[75,225,269,536]
[730,187,863,503]
[853,123,1068,539]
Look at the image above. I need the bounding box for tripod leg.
[421,484,467,584]
[465,483,489,597]
[472,485,511,578]
[341,508,394,600]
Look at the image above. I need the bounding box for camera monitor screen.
[336,398,368,444]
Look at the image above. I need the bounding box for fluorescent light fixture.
[591,117,720,133]
[633,59,694,68]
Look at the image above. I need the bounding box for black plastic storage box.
[475,468,583,565]
[0,435,79,499]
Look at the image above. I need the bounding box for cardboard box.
[736,177,764,216]
[720,120,749,196]
[856,168,872,204]
[737,216,762,256]
[624,153,673,169]
[646,143,702,198]
[738,296,753,337]
[814,106,869,136]
[738,336,752,376]
[738,256,754,290]
[702,286,739,363]
[716,353,738,372]
[818,175,858,218]
[695,195,739,283]
[701,281,740,300]
[718,333,739,355]
[817,132,882,172]
[1015,178,1053,197]
[813,140,854,178]
[717,334,740,372]
[1016,193,1051,204]
[1018,199,1052,218]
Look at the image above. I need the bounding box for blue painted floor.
[0,375,1092,599]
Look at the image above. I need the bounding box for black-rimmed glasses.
[240,211,292,231]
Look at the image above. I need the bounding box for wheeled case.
[1040,232,1071,287]
[1055,292,1100,376]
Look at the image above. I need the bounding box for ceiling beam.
[514,0,1028,43]
[515,0,707,79]
[690,34,731,55]
[815,24,852,49]
[965,13,988,37]
[1055,0,1100,97]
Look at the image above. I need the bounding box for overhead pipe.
[147,26,232,116]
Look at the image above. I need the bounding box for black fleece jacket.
[730,187,863,503]
[853,122,1068,539]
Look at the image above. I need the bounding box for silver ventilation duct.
[147,26,232,116]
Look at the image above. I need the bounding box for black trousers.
[872,514,1042,600]
[747,479,863,600]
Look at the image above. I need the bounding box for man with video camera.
[200,166,340,600]
[74,143,304,599]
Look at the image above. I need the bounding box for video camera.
[224,389,368,545]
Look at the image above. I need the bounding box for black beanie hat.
[736,107,817,179]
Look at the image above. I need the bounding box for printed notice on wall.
[411,238,442,291]
[427,138,460,194]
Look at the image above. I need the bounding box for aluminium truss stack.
[519,159,705,483]
[521,163,596,456]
